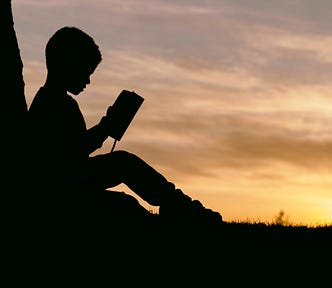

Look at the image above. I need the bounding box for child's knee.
[110,150,137,164]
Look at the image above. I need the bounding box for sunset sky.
[12,0,332,226]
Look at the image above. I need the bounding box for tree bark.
[1,0,28,199]
[1,0,27,119]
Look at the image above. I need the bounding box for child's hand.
[106,105,113,117]
[99,112,113,136]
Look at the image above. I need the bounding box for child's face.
[65,63,97,96]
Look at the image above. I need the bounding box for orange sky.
[13,0,332,226]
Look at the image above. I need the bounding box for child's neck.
[43,74,66,94]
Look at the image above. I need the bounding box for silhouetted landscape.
[2,3,331,276]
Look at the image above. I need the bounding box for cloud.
[15,0,70,7]
[15,0,332,91]
[215,123,332,170]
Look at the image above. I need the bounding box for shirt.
[27,86,108,189]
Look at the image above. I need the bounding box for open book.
[106,90,144,141]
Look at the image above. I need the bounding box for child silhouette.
[27,26,222,225]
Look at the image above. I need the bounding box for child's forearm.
[85,121,109,154]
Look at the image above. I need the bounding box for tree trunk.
[1,0,27,120]
[0,0,28,206]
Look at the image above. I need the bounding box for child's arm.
[84,117,110,155]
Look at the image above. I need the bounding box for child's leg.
[88,150,223,224]
[88,150,176,206]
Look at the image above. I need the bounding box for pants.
[80,150,176,206]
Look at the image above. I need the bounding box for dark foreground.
[4,206,331,286]
[3,190,331,285]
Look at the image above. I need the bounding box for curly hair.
[45,26,102,71]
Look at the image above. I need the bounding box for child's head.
[45,26,102,95]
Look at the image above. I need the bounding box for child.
[27,26,222,225]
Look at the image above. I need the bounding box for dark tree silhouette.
[1,1,27,117]
[1,0,27,143]
[0,0,27,227]
[1,1,28,211]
